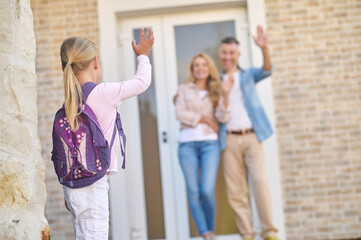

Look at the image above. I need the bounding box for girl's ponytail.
[60,37,97,132]
[63,61,83,131]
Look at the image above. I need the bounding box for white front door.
[109,7,282,240]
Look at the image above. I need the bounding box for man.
[218,26,279,240]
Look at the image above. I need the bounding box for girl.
[59,28,154,239]
[175,53,233,240]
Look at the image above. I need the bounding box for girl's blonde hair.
[60,37,97,131]
[184,53,222,108]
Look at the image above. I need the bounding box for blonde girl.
[58,28,154,239]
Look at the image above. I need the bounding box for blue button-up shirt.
[219,67,273,150]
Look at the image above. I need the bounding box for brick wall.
[266,0,361,239]
[31,1,99,238]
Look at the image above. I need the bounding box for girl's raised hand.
[132,27,155,56]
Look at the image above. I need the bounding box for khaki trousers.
[222,133,277,238]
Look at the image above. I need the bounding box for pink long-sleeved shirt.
[85,55,151,173]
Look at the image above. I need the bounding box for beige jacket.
[175,82,230,135]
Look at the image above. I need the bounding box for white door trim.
[246,1,286,239]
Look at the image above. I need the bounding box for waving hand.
[132,27,155,56]
[252,26,268,49]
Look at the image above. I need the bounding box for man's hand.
[252,25,272,71]
[222,74,234,95]
[221,74,233,108]
[132,27,155,56]
[252,25,268,49]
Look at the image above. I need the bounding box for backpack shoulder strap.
[82,82,97,102]
[110,112,126,169]
[80,82,103,134]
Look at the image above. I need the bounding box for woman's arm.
[175,86,202,127]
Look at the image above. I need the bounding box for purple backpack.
[51,82,126,188]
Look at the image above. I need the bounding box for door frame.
[161,8,250,240]
[118,16,180,240]
[97,1,286,240]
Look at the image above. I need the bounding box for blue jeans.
[178,140,220,235]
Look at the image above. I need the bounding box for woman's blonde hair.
[60,37,97,131]
[184,53,222,108]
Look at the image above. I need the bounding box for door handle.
[162,131,168,143]
[131,227,144,240]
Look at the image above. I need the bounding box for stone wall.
[0,0,48,239]
[31,0,99,238]
[266,0,361,239]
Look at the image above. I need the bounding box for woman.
[175,53,232,239]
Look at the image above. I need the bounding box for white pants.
[63,175,110,240]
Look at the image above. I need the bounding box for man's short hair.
[221,37,239,45]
